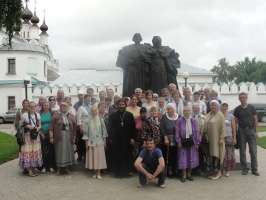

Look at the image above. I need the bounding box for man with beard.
[109,98,136,177]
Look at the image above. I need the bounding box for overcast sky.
[29,0,266,71]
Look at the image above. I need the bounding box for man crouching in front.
[134,137,166,188]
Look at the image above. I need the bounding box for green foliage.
[257,136,266,149]
[211,57,266,84]
[0,0,22,48]
[0,132,18,164]
[211,58,235,84]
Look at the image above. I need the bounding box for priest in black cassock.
[109,98,136,177]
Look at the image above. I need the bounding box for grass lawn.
[257,136,266,149]
[258,126,266,132]
[0,132,18,164]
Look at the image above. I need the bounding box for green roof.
[0,77,47,86]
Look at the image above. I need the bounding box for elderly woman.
[160,103,179,177]
[50,101,76,174]
[19,101,42,177]
[176,106,201,182]
[135,107,161,148]
[64,96,76,116]
[221,102,236,177]
[126,95,141,119]
[204,100,225,180]
[83,104,108,179]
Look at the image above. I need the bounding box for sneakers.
[159,184,166,188]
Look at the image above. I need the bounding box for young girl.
[83,104,108,179]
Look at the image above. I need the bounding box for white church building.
[0,1,59,114]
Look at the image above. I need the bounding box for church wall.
[0,51,49,81]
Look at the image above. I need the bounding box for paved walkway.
[0,147,265,200]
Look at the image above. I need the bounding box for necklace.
[119,111,126,127]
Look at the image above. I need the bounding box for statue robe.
[150,46,180,93]
[116,44,151,97]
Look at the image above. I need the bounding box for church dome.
[31,12,40,24]
[22,5,33,22]
[40,20,48,32]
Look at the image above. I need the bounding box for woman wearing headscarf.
[160,103,179,177]
[204,100,225,180]
[50,101,76,174]
[176,105,201,182]
[83,104,108,179]
[221,102,236,177]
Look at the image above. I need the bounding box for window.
[44,61,47,77]
[7,59,16,74]
[8,96,15,110]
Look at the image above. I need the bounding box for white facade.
[0,50,49,82]
[0,2,59,114]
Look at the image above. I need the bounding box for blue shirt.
[139,148,163,169]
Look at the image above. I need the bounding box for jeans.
[239,127,258,172]
[138,164,165,186]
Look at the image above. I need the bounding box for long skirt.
[85,145,107,170]
[54,130,75,168]
[19,133,42,169]
[178,145,199,170]
[41,135,56,170]
[223,136,235,171]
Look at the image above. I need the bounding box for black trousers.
[162,145,177,176]
[41,136,56,170]
[139,165,165,186]
[76,127,85,160]
[199,141,210,172]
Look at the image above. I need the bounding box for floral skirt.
[19,133,43,169]
[223,136,235,171]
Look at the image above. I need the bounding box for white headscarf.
[166,103,178,120]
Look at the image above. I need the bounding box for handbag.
[28,112,40,140]
[181,136,194,148]
[15,126,25,146]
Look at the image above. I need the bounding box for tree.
[212,57,266,84]
[0,0,22,48]
[211,58,234,84]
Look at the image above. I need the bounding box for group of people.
[15,83,259,188]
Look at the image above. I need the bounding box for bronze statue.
[116,34,180,96]
[116,33,152,97]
